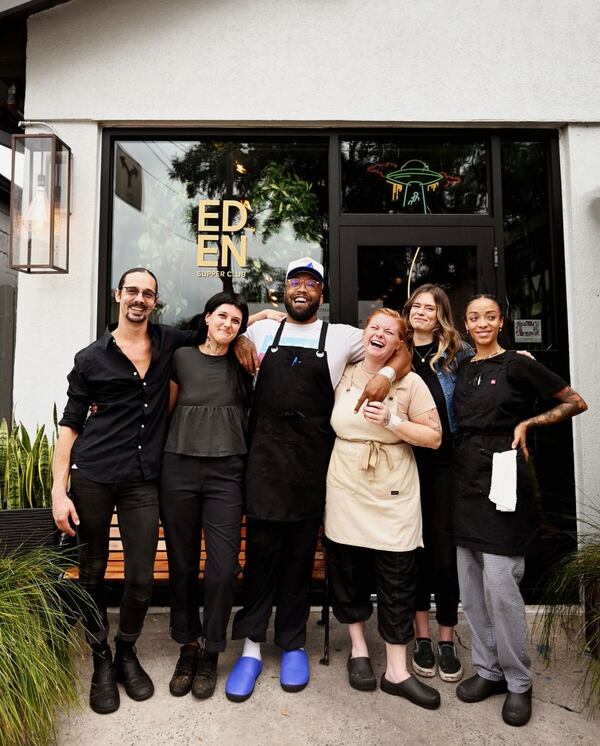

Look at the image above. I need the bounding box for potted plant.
[0,407,57,553]
[0,545,91,745]
[537,516,600,712]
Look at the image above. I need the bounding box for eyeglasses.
[287,277,322,291]
[122,286,158,302]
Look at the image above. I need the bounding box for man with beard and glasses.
[225,257,412,702]
[51,267,194,714]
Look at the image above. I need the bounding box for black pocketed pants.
[414,444,460,628]
[160,452,243,652]
[232,516,321,651]
[326,537,418,645]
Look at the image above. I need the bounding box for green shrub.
[0,547,91,746]
[0,406,57,510]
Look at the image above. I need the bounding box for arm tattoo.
[425,408,442,433]
[523,386,587,429]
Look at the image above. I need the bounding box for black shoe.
[437,642,463,683]
[456,673,507,703]
[192,650,218,699]
[90,644,120,714]
[169,644,198,697]
[114,639,154,701]
[412,637,436,677]
[502,687,533,727]
[380,674,441,710]
[347,656,377,691]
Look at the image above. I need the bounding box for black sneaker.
[437,641,463,683]
[192,650,218,699]
[412,638,436,678]
[169,644,198,697]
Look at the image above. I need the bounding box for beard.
[124,303,149,324]
[284,293,321,322]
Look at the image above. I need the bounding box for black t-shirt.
[455,351,567,433]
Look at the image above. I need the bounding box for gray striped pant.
[457,547,532,693]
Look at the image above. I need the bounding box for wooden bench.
[68,512,331,663]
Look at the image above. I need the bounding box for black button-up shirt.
[59,323,197,483]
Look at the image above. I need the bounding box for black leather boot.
[114,638,154,701]
[90,643,120,714]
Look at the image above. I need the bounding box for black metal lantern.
[9,133,71,273]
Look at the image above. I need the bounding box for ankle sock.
[242,638,262,661]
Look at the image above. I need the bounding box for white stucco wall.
[24,0,600,124]
[11,0,600,517]
[559,125,600,523]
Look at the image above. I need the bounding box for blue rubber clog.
[280,649,309,692]
[225,656,262,702]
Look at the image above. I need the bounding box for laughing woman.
[159,293,280,700]
[324,308,443,710]
[453,294,587,727]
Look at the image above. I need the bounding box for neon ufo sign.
[368,159,461,213]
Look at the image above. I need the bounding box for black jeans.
[232,516,321,651]
[69,470,159,645]
[160,452,243,652]
[326,538,417,645]
[414,447,460,628]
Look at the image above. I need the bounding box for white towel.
[488,449,517,512]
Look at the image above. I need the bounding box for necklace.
[414,343,436,364]
[471,346,505,363]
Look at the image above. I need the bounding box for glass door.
[338,226,496,326]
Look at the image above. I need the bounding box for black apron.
[245,319,335,522]
[452,353,538,556]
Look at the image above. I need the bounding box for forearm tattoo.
[524,386,587,429]
[426,408,442,433]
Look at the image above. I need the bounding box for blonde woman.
[324,308,443,709]
[402,284,472,683]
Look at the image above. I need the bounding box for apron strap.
[270,318,287,352]
[316,322,328,358]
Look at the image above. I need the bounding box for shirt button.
[141,424,145,429]
[143,382,147,386]
[133,372,138,376]
[144,404,148,408]
[138,445,142,450]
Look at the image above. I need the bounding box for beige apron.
[324,364,430,552]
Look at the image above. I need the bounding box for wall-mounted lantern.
[9,133,71,273]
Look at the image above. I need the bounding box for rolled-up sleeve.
[58,358,90,432]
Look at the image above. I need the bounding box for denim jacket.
[433,342,474,433]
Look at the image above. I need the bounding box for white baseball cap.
[285,256,325,284]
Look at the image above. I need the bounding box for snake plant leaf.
[38,435,51,506]
[19,423,31,452]
[6,436,22,510]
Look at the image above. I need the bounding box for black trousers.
[414,447,460,628]
[326,538,417,646]
[160,452,243,652]
[69,470,159,645]
[232,516,321,651]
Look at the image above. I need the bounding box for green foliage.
[537,520,600,712]
[0,415,57,511]
[0,547,89,746]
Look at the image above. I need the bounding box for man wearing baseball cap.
[225,256,411,701]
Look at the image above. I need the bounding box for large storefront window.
[341,137,488,214]
[110,138,328,326]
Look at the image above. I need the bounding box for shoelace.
[174,651,197,677]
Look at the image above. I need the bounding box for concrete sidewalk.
[57,610,597,746]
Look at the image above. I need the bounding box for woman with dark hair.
[159,292,281,700]
[402,284,472,683]
[453,294,587,727]
[324,308,443,710]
